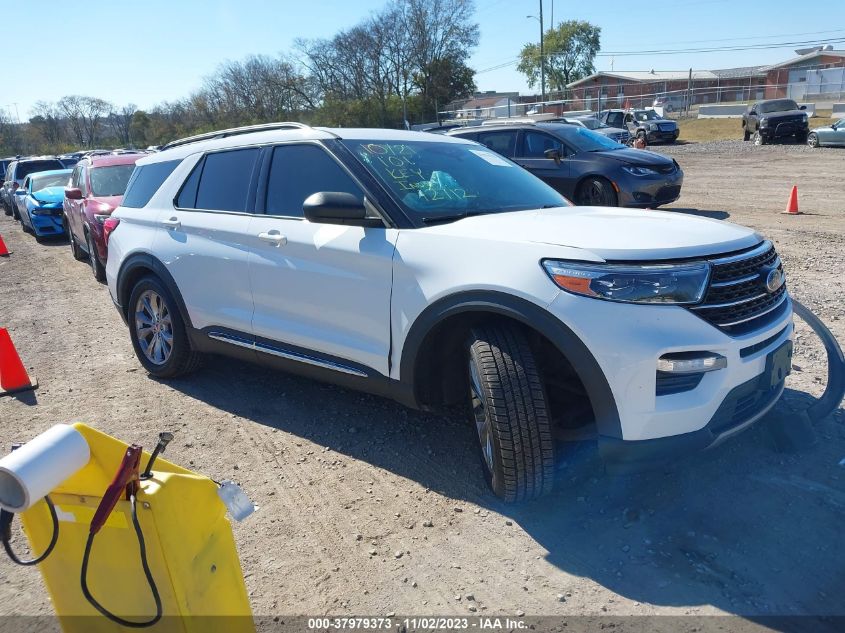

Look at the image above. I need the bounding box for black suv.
[742,99,809,145]
[448,122,683,208]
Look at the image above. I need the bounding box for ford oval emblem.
[765,268,784,293]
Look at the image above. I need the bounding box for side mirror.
[544,148,562,165]
[303,192,382,227]
[64,187,83,200]
[14,188,26,195]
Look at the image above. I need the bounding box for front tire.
[67,217,86,260]
[807,132,819,148]
[467,323,554,502]
[86,230,106,282]
[575,177,618,207]
[128,276,202,378]
[753,130,765,146]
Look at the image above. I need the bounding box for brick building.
[563,46,845,111]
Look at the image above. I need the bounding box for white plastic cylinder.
[0,424,90,512]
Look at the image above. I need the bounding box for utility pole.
[539,0,546,109]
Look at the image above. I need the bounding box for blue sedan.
[14,169,72,239]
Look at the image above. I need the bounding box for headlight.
[622,165,658,176]
[647,123,658,131]
[542,260,711,304]
[759,117,769,127]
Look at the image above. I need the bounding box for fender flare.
[399,290,622,438]
[115,252,194,330]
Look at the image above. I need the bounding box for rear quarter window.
[121,160,181,208]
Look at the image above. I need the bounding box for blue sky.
[5,0,843,120]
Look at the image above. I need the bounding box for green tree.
[414,56,476,120]
[517,20,601,94]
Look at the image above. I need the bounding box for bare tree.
[29,101,65,146]
[109,104,137,146]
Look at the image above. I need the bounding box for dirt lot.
[1,143,843,628]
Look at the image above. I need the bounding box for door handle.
[258,230,287,246]
[161,217,181,230]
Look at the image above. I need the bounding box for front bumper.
[28,208,65,237]
[762,122,809,139]
[646,129,679,143]
[547,289,794,466]
[617,169,684,208]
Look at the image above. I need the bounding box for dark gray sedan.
[447,122,683,208]
[808,118,845,148]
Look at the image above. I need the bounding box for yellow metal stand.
[19,423,254,633]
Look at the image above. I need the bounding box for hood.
[591,147,674,166]
[762,109,805,118]
[595,126,628,135]
[88,194,123,211]
[424,206,760,261]
[32,186,65,203]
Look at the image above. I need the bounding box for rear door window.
[475,131,518,157]
[264,144,362,218]
[122,159,181,208]
[194,148,260,212]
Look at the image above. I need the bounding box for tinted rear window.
[17,160,63,179]
[121,160,180,208]
[194,148,260,212]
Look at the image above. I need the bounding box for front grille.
[652,163,677,175]
[658,123,675,132]
[655,185,681,201]
[690,241,789,334]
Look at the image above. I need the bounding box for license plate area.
[763,340,793,388]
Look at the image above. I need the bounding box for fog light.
[657,352,727,374]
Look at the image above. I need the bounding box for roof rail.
[161,122,312,150]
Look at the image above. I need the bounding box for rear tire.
[466,323,555,502]
[743,127,751,141]
[128,276,203,378]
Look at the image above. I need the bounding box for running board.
[207,331,368,378]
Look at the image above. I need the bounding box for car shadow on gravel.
[162,357,843,619]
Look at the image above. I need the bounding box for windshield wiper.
[420,210,493,225]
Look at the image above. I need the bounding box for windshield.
[31,172,70,191]
[90,164,136,197]
[343,139,569,220]
[760,100,799,113]
[557,126,626,152]
[633,110,661,121]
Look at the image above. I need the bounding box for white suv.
[106,122,793,502]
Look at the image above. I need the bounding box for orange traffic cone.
[0,328,38,396]
[783,185,801,215]
[0,233,9,256]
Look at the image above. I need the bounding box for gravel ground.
[0,142,843,628]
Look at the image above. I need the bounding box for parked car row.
[3,122,796,502]
[1,152,143,280]
[447,121,683,208]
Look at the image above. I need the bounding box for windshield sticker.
[468,149,513,167]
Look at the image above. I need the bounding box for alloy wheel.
[469,359,494,472]
[134,290,174,365]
